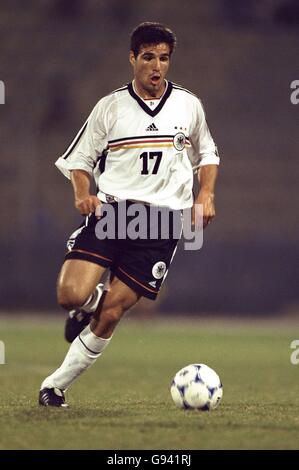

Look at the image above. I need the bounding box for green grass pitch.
[0,314,298,450]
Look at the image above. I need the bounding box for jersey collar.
[128,80,173,117]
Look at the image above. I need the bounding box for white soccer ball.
[170,363,223,411]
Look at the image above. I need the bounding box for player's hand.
[192,190,215,229]
[74,195,102,218]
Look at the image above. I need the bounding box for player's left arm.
[189,97,220,228]
[192,164,218,228]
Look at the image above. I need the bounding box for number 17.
[140,151,162,175]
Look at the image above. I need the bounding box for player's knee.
[57,284,88,310]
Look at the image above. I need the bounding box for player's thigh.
[57,259,106,303]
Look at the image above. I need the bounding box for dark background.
[0,0,298,315]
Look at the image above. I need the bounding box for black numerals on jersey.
[140,151,162,175]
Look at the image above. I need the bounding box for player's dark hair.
[130,22,177,58]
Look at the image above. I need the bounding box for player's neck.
[132,79,167,100]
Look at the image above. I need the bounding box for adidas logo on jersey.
[146,123,159,131]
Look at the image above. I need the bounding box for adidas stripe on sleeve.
[55,98,109,179]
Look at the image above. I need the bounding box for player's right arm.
[71,169,101,217]
[55,97,110,214]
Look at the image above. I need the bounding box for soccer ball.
[170,363,223,411]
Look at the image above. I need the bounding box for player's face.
[130,43,170,98]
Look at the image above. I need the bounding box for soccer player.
[39,22,220,407]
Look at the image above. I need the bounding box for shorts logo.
[173,132,186,151]
[152,261,166,279]
[149,280,157,288]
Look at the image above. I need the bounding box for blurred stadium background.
[0,0,298,316]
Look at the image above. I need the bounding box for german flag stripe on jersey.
[108,135,191,152]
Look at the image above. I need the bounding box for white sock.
[41,325,112,391]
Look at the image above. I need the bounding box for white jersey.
[55,80,219,210]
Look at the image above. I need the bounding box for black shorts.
[65,201,182,300]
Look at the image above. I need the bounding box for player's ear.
[129,51,136,67]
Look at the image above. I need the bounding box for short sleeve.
[55,99,108,179]
[187,98,220,171]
